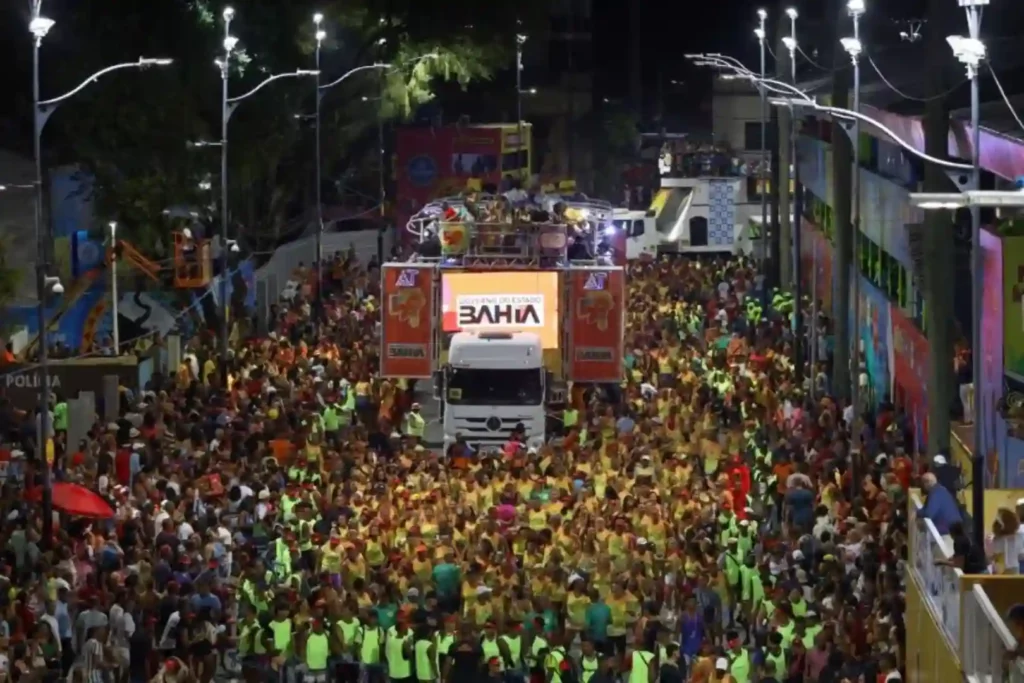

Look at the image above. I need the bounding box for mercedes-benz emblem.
[485,416,502,431]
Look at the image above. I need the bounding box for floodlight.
[786,8,798,19]
[316,30,326,42]
[840,37,862,56]
[757,8,767,19]
[754,28,766,40]
[223,35,239,51]
[909,193,968,210]
[223,6,235,20]
[847,0,865,14]
[140,58,174,66]
[313,12,324,24]
[947,35,985,66]
[782,36,797,51]
[29,16,56,39]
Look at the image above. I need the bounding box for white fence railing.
[910,492,965,647]
[963,585,1024,683]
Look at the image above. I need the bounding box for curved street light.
[29,2,173,547]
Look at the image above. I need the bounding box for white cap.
[715,657,729,671]
[637,537,649,546]
[407,587,420,598]
[792,549,805,561]
[568,572,584,586]
[739,520,750,527]
[476,585,493,596]
[933,455,947,465]
[258,490,271,500]
[129,427,140,438]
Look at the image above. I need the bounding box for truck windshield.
[447,368,544,406]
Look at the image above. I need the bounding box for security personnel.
[404,403,426,442]
[414,623,437,683]
[386,618,415,683]
[579,640,600,683]
[358,611,386,683]
[302,619,332,683]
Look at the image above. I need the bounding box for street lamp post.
[214,6,318,361]
[756,10,768,282]
[948,0,988,547]
[109,222,119,353]
[313,13,326,333]
[517,30,527,182]
[844,0,866,420]
[783,7,808,385]
[29,2,171,546]
[313,47,438,266]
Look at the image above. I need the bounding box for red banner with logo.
[568,268,625,382]
[381,265,435,378]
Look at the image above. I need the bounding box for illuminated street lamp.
[843,0,865,415]
[29,1,171,547]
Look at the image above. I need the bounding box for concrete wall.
[711,91,762,156]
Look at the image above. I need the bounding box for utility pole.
[831,0,856,401]
[922,0,955,461]
[775,16,793,291]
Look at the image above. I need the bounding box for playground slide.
[22,269,101,356]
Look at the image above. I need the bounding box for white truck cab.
[611,208,657,261]
[440,331,548,453]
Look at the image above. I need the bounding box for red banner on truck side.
[568,269,625,382]
[381,265,435,378]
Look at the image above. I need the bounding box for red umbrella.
[24,482,115,519]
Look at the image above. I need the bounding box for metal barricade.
[909,492,964,645]
[962,584,1024,683]
[436,221,569,266]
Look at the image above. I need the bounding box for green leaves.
[45,0,542,254]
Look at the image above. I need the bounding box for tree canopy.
[29,0,548,254]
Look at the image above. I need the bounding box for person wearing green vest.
[543,632,571,683]
[562,406,578,433]
[238,611,267,674]
[268,604,294,681]
[579,640,600,683]
[334,602,361,681]
[739,556,764,632]
[413,623,437,683]
[724,631,751,683]
[525,617,548,679]
[301,618,333,683]
[404,403,426,441]
[435,616,457,676]
[500,619,524,678]
[358,611,386,683]
[626,643,658,683]
[479,621,512,674]
[386,619,415,683]
[322,401,341,447]
[764,632,786,681]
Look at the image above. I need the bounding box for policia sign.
[0,358,140,410]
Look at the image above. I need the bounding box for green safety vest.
[629,651,655,683]
[501,634,521,668]
[729,649,751,683]
[581,655,599,683]
[482,637,504,671]
[336,618,360,655]
[270,619,292,657]
[436,633,454,672]
[563,409,579,428]
[306,631,330,670]
[527,635,547,667]
[359,626,383,665]
[415,639,434,681]
[238,622,266,655]
[406,412,425,438]
[386,627,412,678]
[766,650,786,680]
[322,406,339,431]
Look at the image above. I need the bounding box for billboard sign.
[441,272,560,348]
[568,269,625,382]
[380,265,435,378]
[0,358,139,411]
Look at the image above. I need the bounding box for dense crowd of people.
[0,247,986,683]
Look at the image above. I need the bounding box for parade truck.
[379,195,626,452]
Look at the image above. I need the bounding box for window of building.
[631,220,645,237]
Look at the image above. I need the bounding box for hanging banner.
[850,275,892,407]
[380,264,435,378]
[568,269,625,383]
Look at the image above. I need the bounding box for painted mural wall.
[891,306,930,449]
[848,273,893,406]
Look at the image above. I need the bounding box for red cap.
[164,659,180,673]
